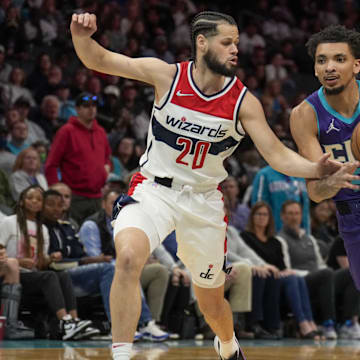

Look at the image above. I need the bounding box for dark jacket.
[86,209,115,257]
[46,219,85,259]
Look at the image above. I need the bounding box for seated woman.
[0,185,97,340]
[241,201,320,340]
[9,147,48,201]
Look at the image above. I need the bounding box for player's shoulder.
[291,99,316,120]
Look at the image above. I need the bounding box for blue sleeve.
[79,220,102,257]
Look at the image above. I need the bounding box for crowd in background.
[0,0,360,343]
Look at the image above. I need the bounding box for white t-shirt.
[0,215,49,261]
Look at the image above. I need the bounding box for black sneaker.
[73,325,101,340]
[61,319,92,340]
[214,336,246,360]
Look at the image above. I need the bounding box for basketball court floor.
[2,338,360,359]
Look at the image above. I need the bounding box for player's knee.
[115,249,143,278]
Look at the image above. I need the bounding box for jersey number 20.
[176,137,210,169]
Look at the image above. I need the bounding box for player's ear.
[196,34,208,55]
[353,58,360,75]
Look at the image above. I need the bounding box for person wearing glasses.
[45,92,112,225]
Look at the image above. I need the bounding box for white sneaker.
[318,325,338,340]
[339,321,360,339]
[61,319,92,340]
[73,326,101,340]
[134,331,143,342]
[214,336,246,360]
[139,320,169,342]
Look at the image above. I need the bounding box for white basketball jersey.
[139,61,247,188]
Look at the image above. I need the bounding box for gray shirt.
[277,226,326,276]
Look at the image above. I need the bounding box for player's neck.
[324,80,359,118]
[192,61,226,95]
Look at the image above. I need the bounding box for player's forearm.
[306,178,340,203]
[71,35,107,71]
[266,145,319,179]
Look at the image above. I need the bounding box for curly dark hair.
[306,25,360,60]
[190,11,236,62]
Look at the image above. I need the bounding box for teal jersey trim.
[305,99,320,138]
[317,80,360,124]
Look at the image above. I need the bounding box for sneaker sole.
[62,320,93,341]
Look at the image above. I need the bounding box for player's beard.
[324,85,345,95]
[203,49,237,77]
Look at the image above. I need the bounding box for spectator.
[1,67,35,108]
[13,97,47,145]
[26,52,52,96]
[9,147,48,201]
[42,189,114,330]
[49,182,79,231]
[0,131,16,176]
[31,140,48,172]
[238,22,265,55]
[251,165,310,233]
[221,176,250,233]
[33,95,62,141]
[0,247,34,339]
[265,53,288,83]
[70,67,88,99]
[142,35,175,64]
[45,92,111,225]
[54,81,77,122]
[6,120,30,155]
[0,44,12,82]
[0,168,15,215]
[242,201,321,339]
[277,200,338,339]
[261,80,288,121]
[311,200,338,254]
[0,185,95,340]
[111,136,139,181]
[35,64,63,102]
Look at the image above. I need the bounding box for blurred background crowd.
[0,0,360,345]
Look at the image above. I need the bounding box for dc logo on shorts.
[200,264,214,280]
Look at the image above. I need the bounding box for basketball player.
[70,13,354,360]
[290,26,360,291]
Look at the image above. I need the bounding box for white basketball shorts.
[113,172,227,288]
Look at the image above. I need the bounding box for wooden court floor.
[2,341,360,360]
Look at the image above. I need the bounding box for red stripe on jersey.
[218,185,228,254]
[171,62,245,120]
[128,172,147,196]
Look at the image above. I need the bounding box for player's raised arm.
[70,13,175,90]
[239,91,341,180]
[290,101,360,202]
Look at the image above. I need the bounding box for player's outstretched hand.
[326,161,360,191]
[70,12,97,38]
[315,153,344,179]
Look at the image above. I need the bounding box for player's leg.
[193,283,234,340]
[194,284,245,360]
[110,227,150,342]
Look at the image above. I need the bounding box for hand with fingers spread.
[70,12,97,38]
[325,161,360,191]
[315,153,343,179]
